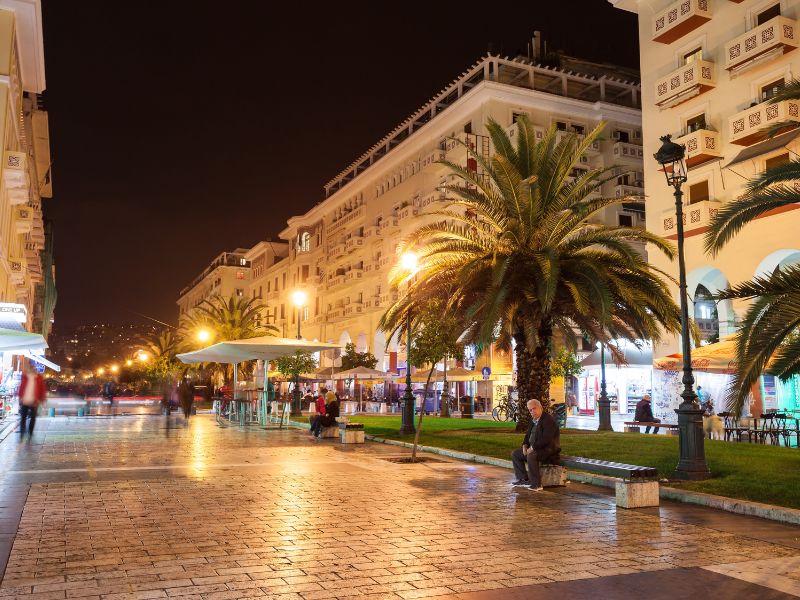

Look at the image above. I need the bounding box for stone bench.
[319,425,339,438]
[339,422,365,444]
[624,421,679,435]
[540,464,567,487]
[560,455,660,508]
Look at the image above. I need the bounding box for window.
[280,304,285,319]
[282,273,286,288]
[762,78,785,101]
[684,47,703,65]
[618,214,634,227]
[555,121,567,131]
[274,277,278,291]
[303,306,309,321]
[757,3,781,25]
[267,281,271,293]
[298,232,311,252]
[463,121,472,134]
[688,180,710,204]
[512,112,526,124]
[302,265,309,282]
[259,286,262,297]
[614,130,630,143]
[235,288,244,297]
[571,124,585,135]
[686,113,707,133]
[765,152,790,170]
[236,271,245,280]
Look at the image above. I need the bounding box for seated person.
[634,394,660,434]
[312,391,340,439]
[309,387,328,437]
[510,399,561,492]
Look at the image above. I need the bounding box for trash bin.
[47,406,55,417]
[460,395,474,419]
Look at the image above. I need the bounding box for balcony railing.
[327,205,365,236]
[8,256,24,283]
[420,189,446,211]
[363,225,380,238]
[674,129,721,167]
[442,132,490,161]
[14,206,32,234]
[661,199,721,235]
[729,99,800,145]
[345,269,363,282]
[397,204,419,221]
[327,275,345,289]
[420,148,446,171]
[378,217,399,232]
[725,16,799,72]
[344,237,364,252]
[654,60,716,107]
[615,184,644,198]
[612,141,645,162]
[653,0,711,44]
[3,151,29,206]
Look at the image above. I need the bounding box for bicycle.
[492,395,518,422]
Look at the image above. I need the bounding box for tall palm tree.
[705,80,800,415]
[140,328,182,361]
[382,116,683,429]
[180,295,277,343]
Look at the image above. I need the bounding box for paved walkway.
[0,414,797,599]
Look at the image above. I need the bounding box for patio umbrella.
[333,366,398,410]
[654,336,739,374]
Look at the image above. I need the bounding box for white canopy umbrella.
[333,366,398,411]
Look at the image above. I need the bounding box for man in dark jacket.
[510,399,561,492]
[634,394,660,433]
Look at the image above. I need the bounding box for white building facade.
[612,0,800,415]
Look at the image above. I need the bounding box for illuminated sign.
[0,303,27,323]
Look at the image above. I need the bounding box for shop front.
[577,342,652,417]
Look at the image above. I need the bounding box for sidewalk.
[0,414,797,599]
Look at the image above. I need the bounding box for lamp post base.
[674,400,711,480]
[400,390,416,434]
[440,391,450,418]
[597,397,613,431]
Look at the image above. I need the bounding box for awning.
[581,345,652,368]
[177,336,341,365]
[23,351,61,372]
[0,327,47,353]
[724,129,800,169]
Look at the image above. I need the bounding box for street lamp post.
[654,135,711,480]
[440,354,450,418]
[399,252,418,434]
[291,289,307,416]
[596,342,612,431]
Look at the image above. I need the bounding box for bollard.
[77,407,84,417]
[48,407,55,417]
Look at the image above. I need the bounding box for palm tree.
[180,295,277,343]
[381,116,683,430]
[140,329,182,361]
[705,80,800,415]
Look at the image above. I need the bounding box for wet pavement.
[0,414,797,599]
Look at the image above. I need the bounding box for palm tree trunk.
[513,332,534,432]
[530,320,554,414]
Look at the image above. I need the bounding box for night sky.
[41,2,638,330]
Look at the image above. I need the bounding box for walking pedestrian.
[19,363,46,439]
[510,399,561,491]
[178,374,194,421]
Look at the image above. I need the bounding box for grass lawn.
[342,416,800,510]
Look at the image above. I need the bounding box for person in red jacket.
[309,386,328,437]
[19,363,46,438]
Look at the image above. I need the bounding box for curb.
[0,419,17,443]
[364,433,800,526]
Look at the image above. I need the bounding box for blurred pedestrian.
[19,363,46,439]
[178,374,194,421]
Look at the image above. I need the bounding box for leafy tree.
[275,350,317,415]
[382,115,682,431]
[139,329,184,392]
[385,300,464,460]
[704,80,800,416]
[340,343,378,370]
[551,347,583,397]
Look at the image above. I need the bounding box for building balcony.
[420,148,446,171]
[345,268,363,282]
[661,199,721,235]
[654,60,716,108]
[327,205,365,236]
[30,222,45,243]
[379,292,398,306]
[555,130,601,153]
[397,204,419,222]
[612,141,645,162]
[724,16,798,72]
[344,237,364,252]
[378,217,399,233]
[327,309,344,322]
[343,305,363,317]
[329,242,346,258]
[327,274,345,289]
[8,256,24,284]
[729,99,800,145]
[442,132,489,162]
[3,151,29,206]
[614,183,644,198]
[420,189,446,212]
[652,0,711,44]
[363,225,380,239]
[674,129,721,167]
[14,205,32,234]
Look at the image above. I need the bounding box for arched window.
[694,284,719,344]
[298,232,311,253]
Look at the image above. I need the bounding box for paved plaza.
[0,415,796,599]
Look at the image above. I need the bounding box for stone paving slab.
[0,415,797,599]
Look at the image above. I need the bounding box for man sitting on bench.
[511,399,561,492]
[634,394,660,434]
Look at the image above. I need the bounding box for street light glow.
[126,360,133,366]
[110,365,119,373]
[138,352,149,362]
[97,368,105,375]
[291,289,307,308]
[197,329,211,342]
[400,251,418,272]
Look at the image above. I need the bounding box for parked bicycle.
[492,394,518,422]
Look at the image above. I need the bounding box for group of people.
[308,386,340,438]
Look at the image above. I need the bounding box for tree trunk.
[513,332,534,432]
[530,321,554,414]
[411,366,436,462]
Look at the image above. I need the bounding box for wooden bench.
[624,421,679,435]
[560,455,660,508]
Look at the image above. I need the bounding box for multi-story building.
[612,0,800,414]
[200,51,644,406]
[0,1,54,335]
[176,249,253,320]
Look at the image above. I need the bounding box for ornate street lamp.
[654,135,711,480]
[399,251,418,434]
[440,354,450,418]
[596,341,612,431]
[290,289,307,416]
